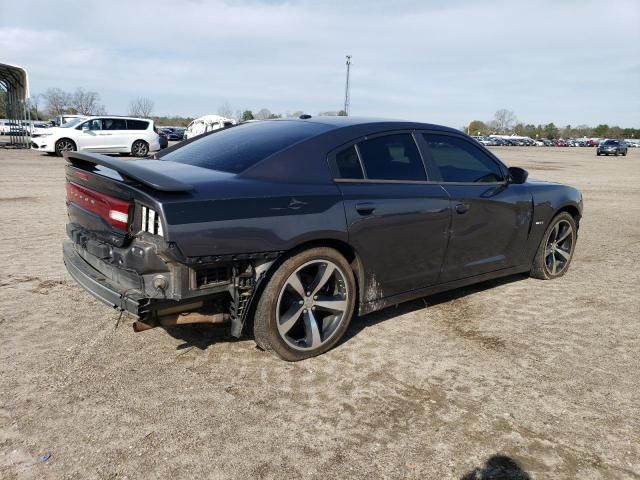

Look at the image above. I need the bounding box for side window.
[357,133,426,181]
[422,134,504,183]
[126,120,149,130]
[333,145,364,179]
[104,118,127,130]
[79,119,102,131]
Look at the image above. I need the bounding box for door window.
[358,134,426,181]
[79,119,102,131]
[103,118,127,130]
[422,134,504,183]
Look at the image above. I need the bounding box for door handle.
[355,202,376,215]
[455,203,470,214]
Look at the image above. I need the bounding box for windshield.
[61,118,84,128]
[161,120,331,173]
[604,140,618,145]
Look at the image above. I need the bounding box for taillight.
[66,182,131,231]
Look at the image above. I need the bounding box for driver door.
[419,132,533,281]
[75,119,105,151]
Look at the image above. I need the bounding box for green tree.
[468,120,488,135]
[0,90,6,117]
[593,124,610,137]
[337,110,347,116]
[241,110,254,121]
[543,122,559,139]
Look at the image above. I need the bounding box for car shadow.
[460,454,531,480]
[340,272,528,345]
[160,272,529,351]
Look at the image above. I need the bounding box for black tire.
[622,151,627,156]
[530,212,577,280]
[131,140,149,157]
[55,138,76,157]
[596,152,601,156]
[253,247,356,361]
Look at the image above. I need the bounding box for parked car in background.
[184,115,236,140]
[0,121,28,135]
[31,116,161,156]
[168,128,185,141]
[597,139,627,156]
[158,130,169,149]
[62,117,583,361]
[50,114,86,127]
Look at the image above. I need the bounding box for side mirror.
[82,126,90,132]
[508,166,528,184]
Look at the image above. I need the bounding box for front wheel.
[253,247,356,361]
[55,138,76,156]
[131,140,149,157]
[530,212,577,280]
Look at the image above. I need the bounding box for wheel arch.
[556,203,581,228]
[242,238,365,335]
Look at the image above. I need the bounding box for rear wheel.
[131,140,149,157]
[55,138,76,156]
[530,212,577,280]
[253,247,356,361]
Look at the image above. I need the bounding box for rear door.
[102,117,128,151]
[333,132,451,301]
[418,132,532,282]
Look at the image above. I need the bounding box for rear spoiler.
[64,151,193,192]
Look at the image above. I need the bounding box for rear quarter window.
[161,121,331,174]
[126,120,149,130]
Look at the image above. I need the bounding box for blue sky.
[1,0,639,127]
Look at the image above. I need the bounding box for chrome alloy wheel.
[56,139,75,154]
[544,219,574,275]
[132,140,148,157]
[275,259,349,351]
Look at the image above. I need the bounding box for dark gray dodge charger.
[63,117,583,361]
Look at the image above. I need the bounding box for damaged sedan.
[63,117,582,361]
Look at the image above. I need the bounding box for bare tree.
[254,108,272,120]
[43,88,72,116]
[129,97,154,117]
[27,94,43,120]
[492,109,517,134]
[217,101,233,119]
[70,88,105,115]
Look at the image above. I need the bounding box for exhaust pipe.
[132,301,230,332]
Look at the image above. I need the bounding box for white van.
[184,115,236,140]
[31,116,161,157]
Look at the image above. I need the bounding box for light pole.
[343,55,351,116]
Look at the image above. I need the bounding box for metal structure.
[343,55,351,116]
[0,62,31,148]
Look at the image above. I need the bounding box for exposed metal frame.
[0,63,31,149]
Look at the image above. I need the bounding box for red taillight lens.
[66,182,131,231]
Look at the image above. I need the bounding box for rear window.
[162,121,331,173]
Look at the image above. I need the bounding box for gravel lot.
[1,146,639,479]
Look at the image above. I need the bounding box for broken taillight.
[66,182,131,231]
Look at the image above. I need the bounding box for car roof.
[83,115,152,121]
[277,116,460,134]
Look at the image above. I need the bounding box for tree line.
[468,109,639,139]
[2,90,635,138]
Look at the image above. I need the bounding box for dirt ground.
[0,145,639,479]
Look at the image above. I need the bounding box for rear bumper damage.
[63,240,144,316]
[63,239,274,336]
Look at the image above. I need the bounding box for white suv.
[31,116,161,157]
